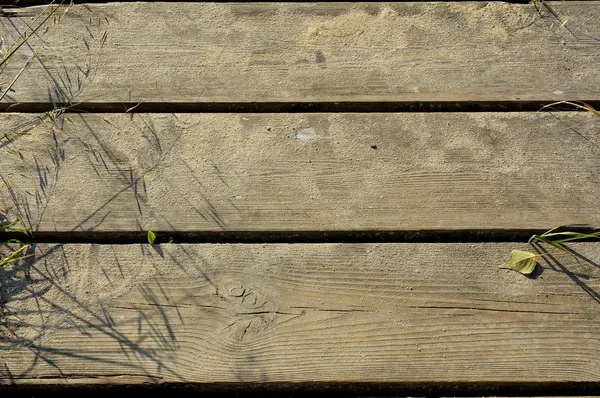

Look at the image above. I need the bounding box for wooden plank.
[2,0,596,5]
[0,2,599,104]
[1,112,599,232]
[1,242,599,384]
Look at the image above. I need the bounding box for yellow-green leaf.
[499,250,537,275]
[147,230,156,244]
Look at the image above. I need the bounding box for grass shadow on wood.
[69,113,196,232]
[0,2,106,105]
[0,243,183,382]
[531,242,600,305]
[0,119,66,231]
[1,112,226,235]
[0,3,109,232]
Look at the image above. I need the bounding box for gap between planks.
[2,228,600,244]
[1,101,600,114]
[1,383,600,397]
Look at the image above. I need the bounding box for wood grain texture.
[0,2,599,104]
[1,242,599,384]
[1,112,599,232]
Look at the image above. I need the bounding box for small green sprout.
[147,230,156,244]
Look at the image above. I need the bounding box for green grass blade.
[0,2,65,68]
[528,234,567,252]
[539,231,600,243]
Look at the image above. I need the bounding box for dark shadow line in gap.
[2,227,599,244]
[1,380,600,397]
[1,101,600,114]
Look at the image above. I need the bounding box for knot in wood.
[221,283,277,343]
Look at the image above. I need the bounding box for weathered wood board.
[1,243,599,384]
[1,0,600,392]
[0,2,599,104]
[1,112,599,232]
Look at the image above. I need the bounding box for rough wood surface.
[1,242,599,384]
[1,112,599,232]
[0,2,599,104]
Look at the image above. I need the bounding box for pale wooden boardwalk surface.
[1,1,600,395]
